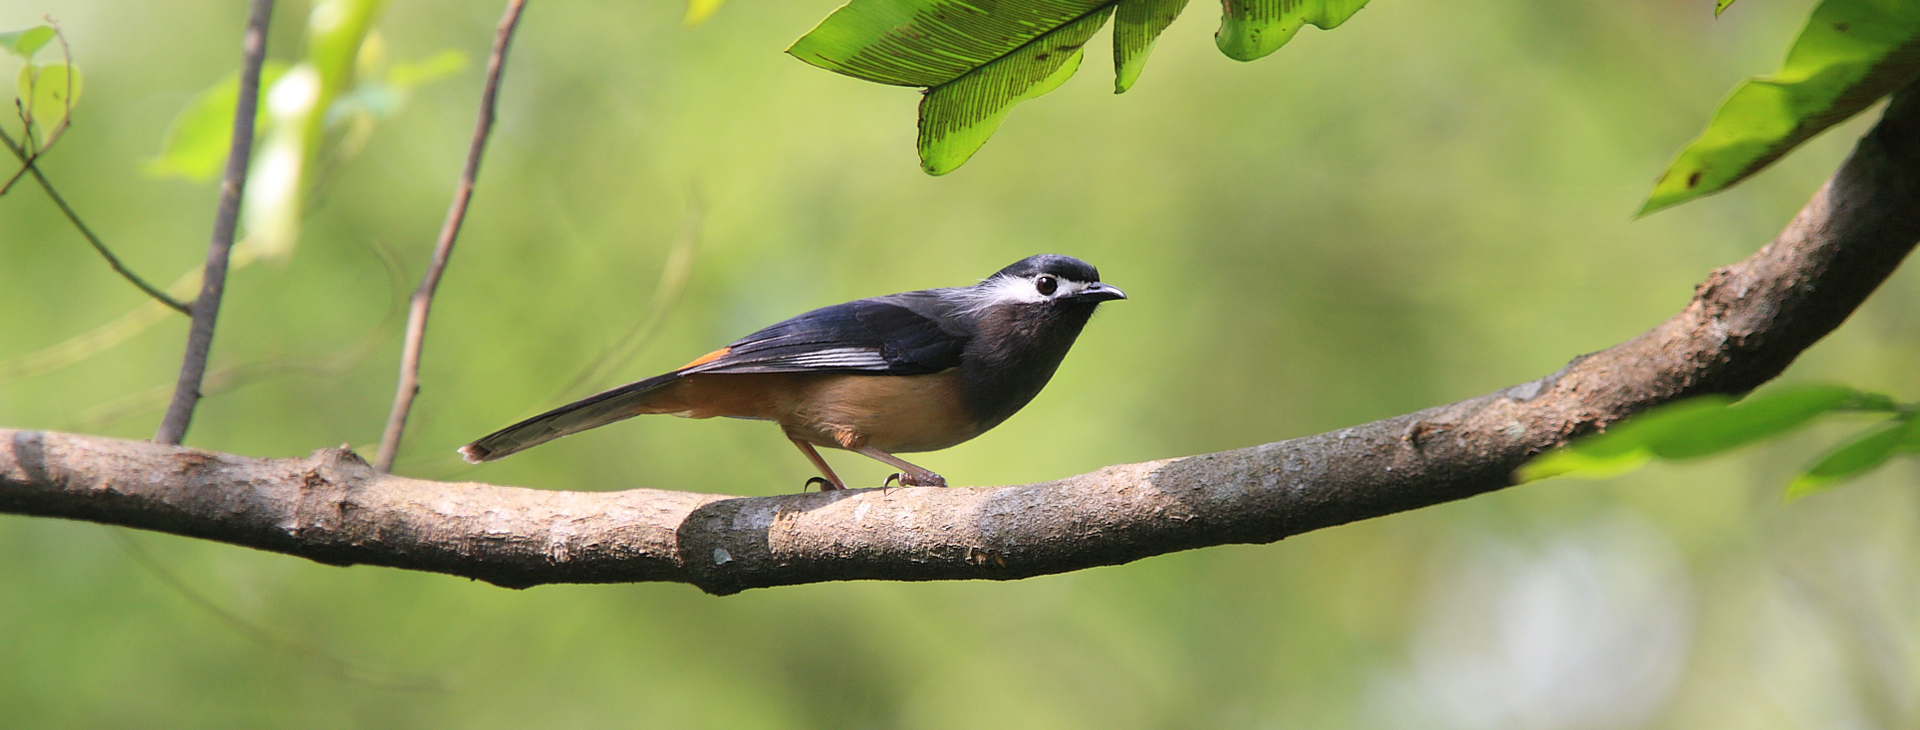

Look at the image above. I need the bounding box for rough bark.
[4,84,1919,596]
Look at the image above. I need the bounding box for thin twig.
[153,0,275,446]
[374,0,529,473]
[0,20,73,196]
[0,127,191,314]
[67,243,410,431]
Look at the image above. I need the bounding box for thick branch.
[154,0,275,445]
[6,84,1919,595]
[375,0,527,473]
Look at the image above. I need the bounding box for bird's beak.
[1076,283,1127,302]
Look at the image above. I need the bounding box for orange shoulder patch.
[679,347,730,370]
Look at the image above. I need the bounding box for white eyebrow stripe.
[952,275,1093,314]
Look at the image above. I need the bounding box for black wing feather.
[682,295,967,376]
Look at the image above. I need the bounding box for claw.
[884,473,903,488]
[895,471,947,488]
[804,476,838,492]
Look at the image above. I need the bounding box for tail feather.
[458,372,682,463]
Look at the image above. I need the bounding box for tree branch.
[153,0,275,445]
[374,0,528,473]
[6,83,1917,595]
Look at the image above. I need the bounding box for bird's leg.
[789,438,847,491]
[854,446,947,488]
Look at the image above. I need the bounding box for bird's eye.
[1035,275,1058,296]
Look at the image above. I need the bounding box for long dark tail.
[458,372,682,463]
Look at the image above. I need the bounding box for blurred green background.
[4,0,1919,727]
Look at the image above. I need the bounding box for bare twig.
[153,0,276,445]
[0,127,191,314]
[374,0,529,473]
[8,80,1920,595]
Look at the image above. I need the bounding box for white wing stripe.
[760,347,890,369]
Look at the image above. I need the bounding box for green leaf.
[1785,414,1920,500]
[1715,0,1738,17]
[1640,0,1920,216]
[791,0,1119,173]
[685,0,727,26]
[789,0,1377,172]
[790,0,1113,87]
[919,7,1114,174]
[16,63,82,136]
[1641,384,1864,459]
[0,25,54,60]
[1516,396,1734,481]
[1114,0,1190,93]
[1516,384,1883,482]
[1216,0,1370,63]
[1515,447,1656,482]
[145,63,289,181]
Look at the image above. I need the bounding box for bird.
[458,254,1125,491]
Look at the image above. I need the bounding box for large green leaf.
[1114,0,1190,93]
[1641,0,1920,215]
[918,7,1114,174]
[1216,0,1370,62]
[791,0,1113,87]
[791,0,1119,174]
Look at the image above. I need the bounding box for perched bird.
[458,254,1125,490]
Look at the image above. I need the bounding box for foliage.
[144,63,292,181]
[1,23,81,153]
[789,0,1372,174]
[1641,0,1920,215]
[1520,384,1919,500]
[785,0,1920,201]
[141,0,462,262]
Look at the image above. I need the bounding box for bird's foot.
[886,471,947,488]
[805,476,841,492]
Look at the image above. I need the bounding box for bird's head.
[960,254,1126,315]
